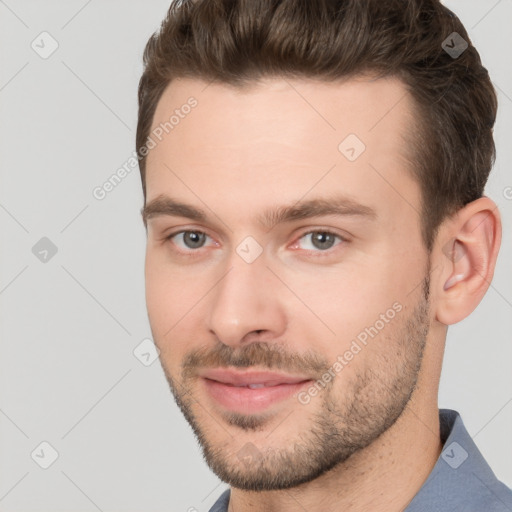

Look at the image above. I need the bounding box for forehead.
[145,75,420,225]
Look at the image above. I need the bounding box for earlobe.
[435,198,501,325]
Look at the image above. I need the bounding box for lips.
[199,368,312,387]
[198,368,313,413]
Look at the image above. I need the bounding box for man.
[136,0,512,510]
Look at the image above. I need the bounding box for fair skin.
[142,76,501,511]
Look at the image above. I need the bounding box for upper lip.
[198,368,313,386]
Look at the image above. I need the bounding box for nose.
[206,254,287,348]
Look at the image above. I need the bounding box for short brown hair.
[136,0,497,250]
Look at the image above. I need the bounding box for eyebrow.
[141,194,377,229]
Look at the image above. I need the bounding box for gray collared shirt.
[208,409,512,511]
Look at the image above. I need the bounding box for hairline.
[138,71,441,252]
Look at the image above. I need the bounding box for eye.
[166,230,214,251]
[294,230,344,252]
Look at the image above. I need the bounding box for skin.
[142,76,501,511]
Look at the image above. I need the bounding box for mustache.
[181,342,329,379]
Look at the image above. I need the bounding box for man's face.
[143,76,432,490]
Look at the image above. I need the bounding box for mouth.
[198,368,314,414]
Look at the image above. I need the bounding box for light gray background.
[0,1,511,510]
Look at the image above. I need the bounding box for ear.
[433,197,501,325]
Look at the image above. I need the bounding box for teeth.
[229,383,283,388]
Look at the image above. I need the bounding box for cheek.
[145,254,183,345]
[145,250,204,323]
[145,254,171,331]
[285,264,395,333]
[145,251,212,361]
[284,259,413,366]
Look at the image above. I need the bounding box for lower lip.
[202,378,312,414]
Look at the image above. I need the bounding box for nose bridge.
[206,248,286,345]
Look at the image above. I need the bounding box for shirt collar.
[404,408,511,510]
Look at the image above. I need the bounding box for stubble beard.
[160,276,430,491]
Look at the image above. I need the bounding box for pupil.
[312,232,334,250]
[185,231,205,248]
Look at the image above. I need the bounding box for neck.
[228,400,442,512]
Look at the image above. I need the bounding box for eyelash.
[163,229,347,257]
